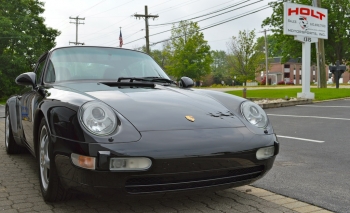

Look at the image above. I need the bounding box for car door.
[19,53,48,152]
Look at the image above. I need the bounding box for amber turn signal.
[71,153,96,170]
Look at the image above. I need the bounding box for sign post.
[294,36,318,99]
[283,2,328,99]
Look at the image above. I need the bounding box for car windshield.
[45,47,170,83]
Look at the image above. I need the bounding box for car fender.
[38,94,141,144]
[6,96,23,144]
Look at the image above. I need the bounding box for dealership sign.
[284,2,328,39]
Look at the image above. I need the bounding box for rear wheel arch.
[5,97,18,133]
[4,103,26,154]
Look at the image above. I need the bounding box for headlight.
[240,101,268,128]
[79,101,117,136]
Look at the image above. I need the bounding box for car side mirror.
[15,72,36,87]
[179,77,194,88]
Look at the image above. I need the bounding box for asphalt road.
[253,99,350,213]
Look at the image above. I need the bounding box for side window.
[35,60,46,84]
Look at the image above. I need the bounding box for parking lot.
[0,104,333,213]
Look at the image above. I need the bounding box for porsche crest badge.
[185,115,195,122]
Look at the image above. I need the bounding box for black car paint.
[6,46,278,196]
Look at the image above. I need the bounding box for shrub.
[286,81,295,85]
[210,84,224,88]
[277,80,285,85]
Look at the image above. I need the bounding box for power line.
[79,1,138,40]
[148,0,262,38]
[128,5,271,47]
[150,0,253,26]
[99,29,144,46]
[153,0,202,14]
[149,0,174,9]
[79,16,132,40]
[123,37,145,45]
[151,5,271,45]
[124,29,144,39]
[80,0,216,43]
[200,6,270,31]
[122,0,201,31]
[83,0,167,35]
[85,0,135,17]
[77,0,108,16]
[124,1,258,45]
[150,0,235,29]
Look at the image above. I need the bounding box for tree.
[138,42,170,71]
[262,0,350,65]
[256,35,279,58]
[0,0,60,99]
[165,21,213,81]
[211,50,230,84]
[226,29,265,84]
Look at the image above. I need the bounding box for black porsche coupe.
[5,46,279,201]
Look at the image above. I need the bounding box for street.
[254,99,350,213]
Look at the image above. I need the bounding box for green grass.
[1,87,349,104]
[226,88,350,101]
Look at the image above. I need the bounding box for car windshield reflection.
[44,47,170,83]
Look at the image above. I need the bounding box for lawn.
[226,88,350,101]
[1,88,349,105]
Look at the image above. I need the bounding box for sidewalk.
[201,84,350,92]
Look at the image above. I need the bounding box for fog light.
[256,146,275,160]
[71,153,96,170]
[110,157,152,171]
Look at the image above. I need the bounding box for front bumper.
[53,128,279,196]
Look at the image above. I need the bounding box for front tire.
[38,118,70,202]
[5,111,25,154]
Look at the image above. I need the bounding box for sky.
[41,0,275,51]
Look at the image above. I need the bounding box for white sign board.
[284,2,328,39]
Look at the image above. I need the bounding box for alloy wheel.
[39,125,50,191]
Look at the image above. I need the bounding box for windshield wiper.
[142,77,175,84]
[117,77,175,84]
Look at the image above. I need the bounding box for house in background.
[257,57,350,85]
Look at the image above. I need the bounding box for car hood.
[60,83,246,131]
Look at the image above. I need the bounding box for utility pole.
[312,0,326,88]
[134,6,158,54]
[260,29,270,86]
[69,16,85,45]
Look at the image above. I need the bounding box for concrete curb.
[257,99,313,109]
[256,97,350,109]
